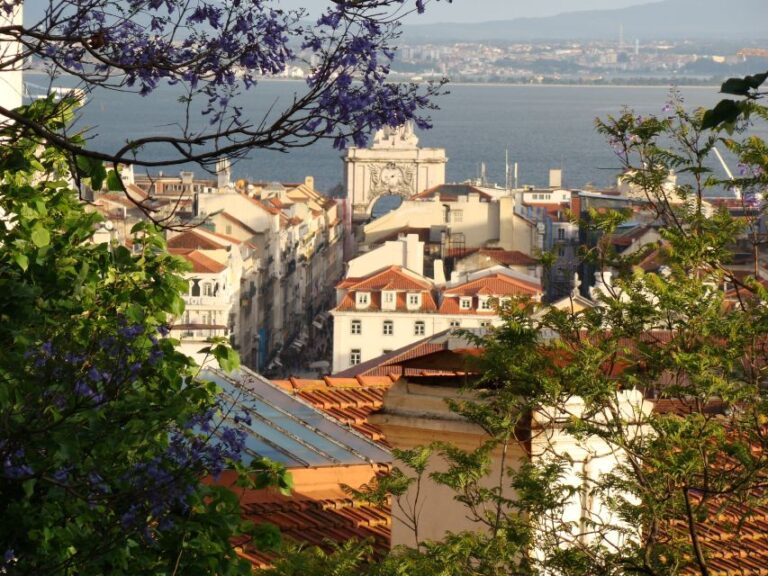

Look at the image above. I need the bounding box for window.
[383,320,393,335]
[350,349,361,365]
[449,320,461,328]
[407,293,422,310]
[351,319,362,335]
[414,321,425,336]
[558,228,565,240]
[225,224,233,235]
[479,320,492,328]
[382,291,396,310]
[203,283,213,296]
[479,297,492,310]
[558,245,565,257]
[452,210,463,223]
[459,297,472,310]
[356,292,370,308]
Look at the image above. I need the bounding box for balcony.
[171,323,228,341]
[185,295,230,308]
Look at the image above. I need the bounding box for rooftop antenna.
[712,146,742,200]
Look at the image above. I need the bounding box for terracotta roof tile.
[169,249,227,273]
[339,266,434,292]
[442,274,542,298]
[237,488,390,569]
[438,297,497,315]
[167,229,227,250]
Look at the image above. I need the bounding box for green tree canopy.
[0,98,284,575]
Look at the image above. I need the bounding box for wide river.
[29,76,764,192]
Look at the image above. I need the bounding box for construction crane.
[712,146,742,200]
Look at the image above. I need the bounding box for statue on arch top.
[372,120,419,150]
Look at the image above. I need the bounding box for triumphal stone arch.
[344,122,447,223]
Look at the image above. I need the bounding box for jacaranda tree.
[0,2,451,573]
[0,0,449,171]
[0,98,292,575]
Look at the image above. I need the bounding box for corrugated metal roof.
[271,375,396,444]
[204,367,392,468]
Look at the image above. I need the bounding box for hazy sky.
[277,1,650,24]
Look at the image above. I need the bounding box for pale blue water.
[29,76,764,192]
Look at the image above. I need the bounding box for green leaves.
[721,71,768,96]
[701,99,743,130]
[106,169,123,191]
[75,154,107,190]
[30,224,50,248]
[13,252,28,271]
[0,102,258,576]
[199,340,241,373]
[702,71,768,129]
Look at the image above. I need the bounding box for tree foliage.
[266,73,768,576]
[0,0,449,170]
[0,99,286,575]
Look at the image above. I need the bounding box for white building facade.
[331,265,543,373]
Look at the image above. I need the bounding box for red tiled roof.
[637,246,665,272]
[442,274,542,298]
[649,401,768,575]
[237,489,391,569]
[169,248,227,273]
[338,266,433,292]
[168,229,227,250]
[438,298,497,315]
[335,290,438,313]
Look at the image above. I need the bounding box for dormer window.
[478,297,492,311]
[407,293,422,310]
[382,290,396,311]
[356,291,370,309]
[459,297,472,310]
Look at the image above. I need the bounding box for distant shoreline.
[442,81,718,89]
[253,77,721,90]
[25,70,720,91]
